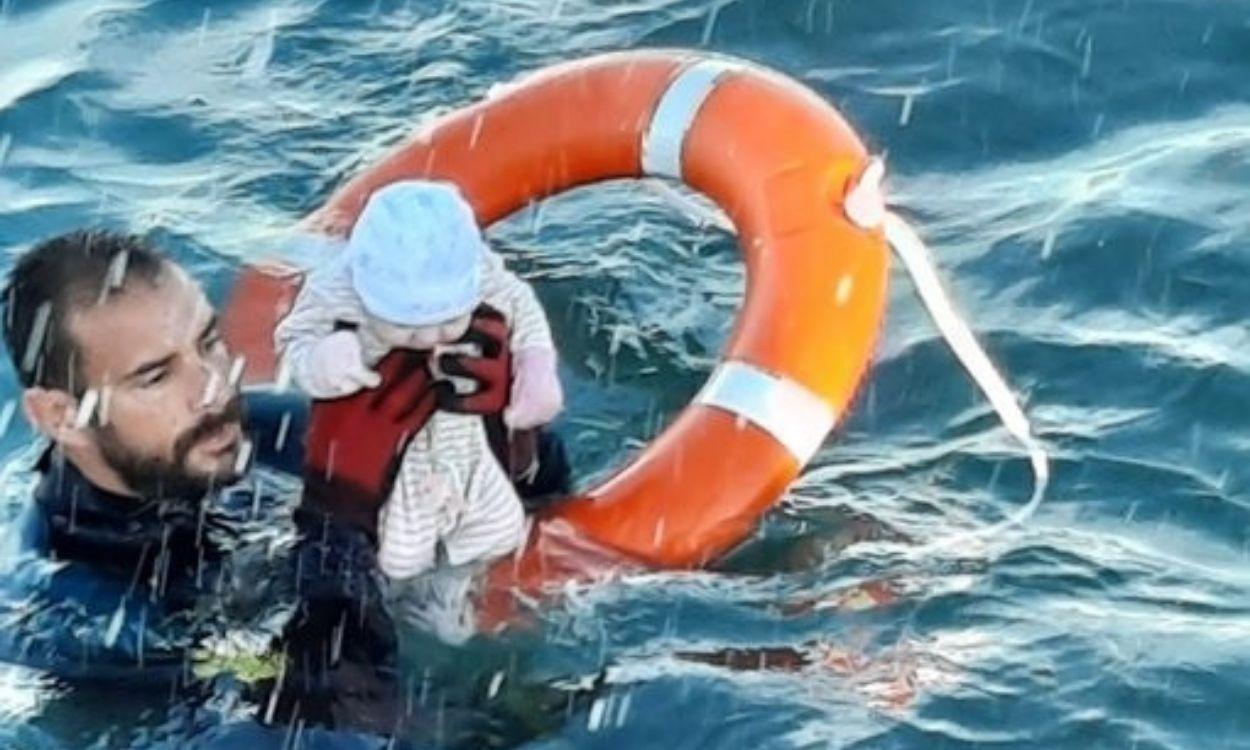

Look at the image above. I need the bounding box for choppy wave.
[1,0,1248,747]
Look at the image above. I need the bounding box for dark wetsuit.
[0,388,571,741]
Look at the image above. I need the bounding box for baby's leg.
[447,438,528,565]
[387,423,526,643]
[376,469,441,580]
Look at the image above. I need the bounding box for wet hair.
[2,230,168,393]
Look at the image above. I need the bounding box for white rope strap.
[846,159,1050,547]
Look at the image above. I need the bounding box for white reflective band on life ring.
[642,59,740,180]
[695,361,837,465]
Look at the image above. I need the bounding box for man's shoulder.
[0,466,135,668]
[0,459,106,598]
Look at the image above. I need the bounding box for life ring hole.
[487,179,746,487]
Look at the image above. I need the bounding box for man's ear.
[21,387,91,448]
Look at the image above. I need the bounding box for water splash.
[240,10,278,81]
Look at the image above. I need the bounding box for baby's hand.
[304,330,382,398]
[505,346,564,430]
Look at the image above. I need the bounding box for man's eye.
[203,332,225,351]
[141,369,168,387]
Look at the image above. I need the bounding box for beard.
[96,396,247,501]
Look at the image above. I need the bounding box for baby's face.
[366,312,473,351]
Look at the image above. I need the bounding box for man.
[0,229,571,742]
[0,231,271,686]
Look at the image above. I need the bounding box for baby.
[275,180,563,642]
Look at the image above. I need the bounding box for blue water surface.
[1,0,1249,748]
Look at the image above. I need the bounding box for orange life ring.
[223,50,889,611]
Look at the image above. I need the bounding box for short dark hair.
[2,230,168,393]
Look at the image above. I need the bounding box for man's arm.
[256,349,441,733]
[261,503,401,734]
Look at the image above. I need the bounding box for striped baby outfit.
[275,242,551,594]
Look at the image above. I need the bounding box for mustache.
[173,395,244,460]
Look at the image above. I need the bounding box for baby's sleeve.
[478,248,554,353]
[273,248,360,392]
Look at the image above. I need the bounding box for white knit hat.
[348,180,484,326]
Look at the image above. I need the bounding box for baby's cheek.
[371,329,408,350]
[385,331,412,349]
[441,317,471,342]
[364,317,412,349]
[408,328,442,349]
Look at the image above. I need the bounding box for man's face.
[69,265,244,498]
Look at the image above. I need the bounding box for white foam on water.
[0,0,142,112]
